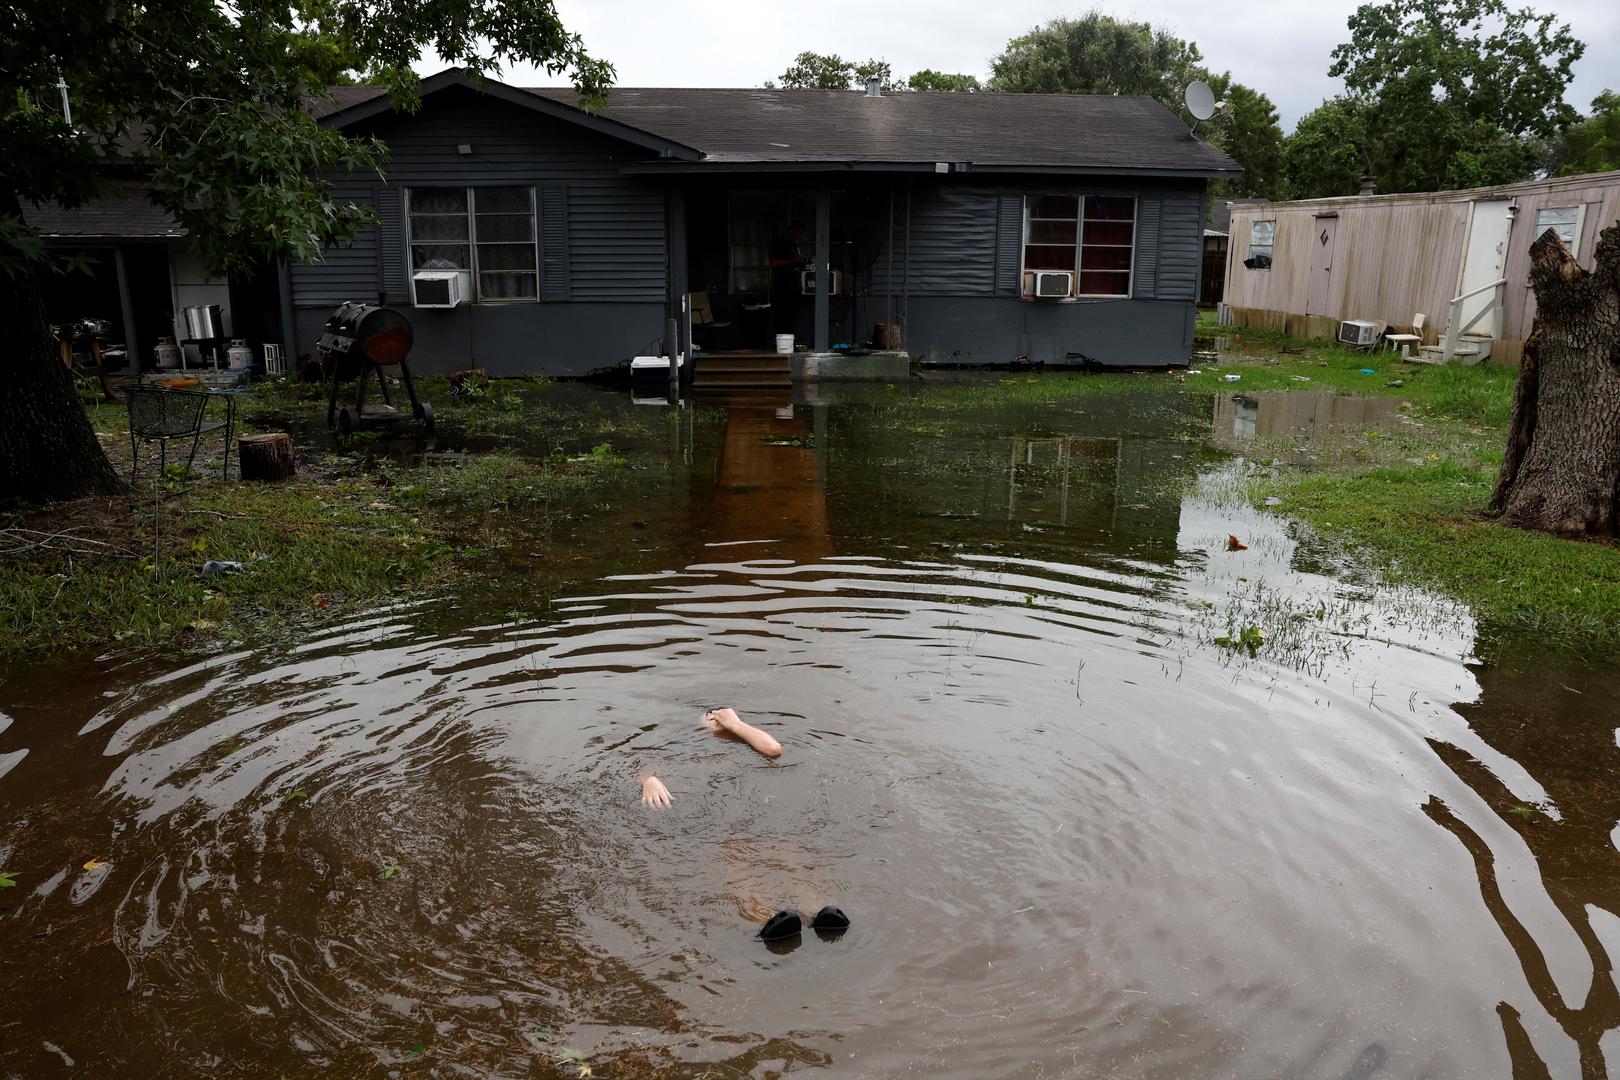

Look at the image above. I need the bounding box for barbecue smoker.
[317,303,434,433]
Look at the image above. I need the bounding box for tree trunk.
[238,432,296,482]
[0,196,126,507]
[1489,224,1620,538]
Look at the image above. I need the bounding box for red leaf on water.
[1227,535,1248,551]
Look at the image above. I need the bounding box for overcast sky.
[471,0,1619,132]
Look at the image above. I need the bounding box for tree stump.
[238,432,296,482]
[1489,224,1620,538]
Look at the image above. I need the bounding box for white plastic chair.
[1385,313,1425,358]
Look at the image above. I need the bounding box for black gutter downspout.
[814,186,830,353]
[902,184,912,349]
[667,183,688,396]
[886,186,894,326]
[114,246,138,374]
[276,258,296,364]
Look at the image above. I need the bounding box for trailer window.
[1245,220,1274,269]
[1534,206,1582,256]
[407,187,538,302]
[1021,195,1135,298]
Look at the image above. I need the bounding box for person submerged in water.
[639,707,780,809]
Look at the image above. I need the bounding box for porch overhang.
[619,160,1240,179]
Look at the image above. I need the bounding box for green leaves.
[1323,0,1583,193]
[382,863,401,879]
[1214,625,1266,657]
[0,871,17,888]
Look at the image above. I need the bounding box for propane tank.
[154,336,179,369]
[226,338,253,371]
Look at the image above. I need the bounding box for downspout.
[276,258,296,363]
[887,186,894,326]
[902,184,912,348]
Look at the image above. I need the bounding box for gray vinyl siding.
[566,186,666,302]
[904,188,998,295]
[1155,189,1203,300]
[292,87,667,313]
[288,181,381,308]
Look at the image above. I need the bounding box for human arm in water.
[641,773,672,809]
[703,707,782,759]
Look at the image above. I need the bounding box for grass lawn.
[1192,313,1620,653]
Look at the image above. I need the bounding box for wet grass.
[1253,459,1620,653]
[0,380,658,659]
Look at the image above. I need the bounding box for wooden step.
[694,355,791,371]
[694,372,791,388]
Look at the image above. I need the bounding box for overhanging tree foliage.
[1543,90,1620,177]
[767,52,898,91]
[1328,0,1583,193]
[1281,96,1373,199]
[1202,75,1285,201]
[906,70,981,93]
[1,0,610,506]
[987,11,1204,107]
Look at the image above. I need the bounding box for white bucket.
[774,333,795,355]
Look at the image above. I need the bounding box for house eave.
[318,69,704,162]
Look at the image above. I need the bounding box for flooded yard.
[2,380,1618,1077]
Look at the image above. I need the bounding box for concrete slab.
[791,352,911,381]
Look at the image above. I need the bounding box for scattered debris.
[200,560,246,578]
[1222,374,1242,383]
[1263,497,1283,507]
[1227,534,1248,551]
[1386,378,1405,387]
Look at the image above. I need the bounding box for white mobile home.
[1223,170,1620,363]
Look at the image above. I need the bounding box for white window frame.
[1534,205,1584,257]
[405,185,540,304]
[1247,219,1275,270]
[1019,194,1137,300]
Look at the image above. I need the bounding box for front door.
[1457,199,1512,339]
[1305,215,1337,316]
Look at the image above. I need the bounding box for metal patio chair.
[125,385,233,485]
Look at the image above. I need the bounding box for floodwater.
[3,381,1619,1078]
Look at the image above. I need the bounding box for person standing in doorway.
[769,221,809,341]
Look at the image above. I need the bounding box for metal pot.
[182,303,224,340]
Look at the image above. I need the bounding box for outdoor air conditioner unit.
[412,271,464,308]
[1033,270,1074,299]
[800,270,844,296]
[1338,319,1380,347]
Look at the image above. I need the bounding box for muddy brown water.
[3,382,1617,1078]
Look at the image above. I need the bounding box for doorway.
[1457,199,1513,340]
[1305,215,1337,317]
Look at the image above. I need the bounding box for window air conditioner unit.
[1338,319,1380,347]
[1033,270,1074,299]
[800,270,844,296]
[412,271,464,308]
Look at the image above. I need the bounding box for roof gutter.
[619,160,1240,178]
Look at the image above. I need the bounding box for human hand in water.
[641,774,672,809]
[702,708,782,759]
[702,708,742,735]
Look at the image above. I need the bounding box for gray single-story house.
[25,69,1237,377]
[288,68,1236,375]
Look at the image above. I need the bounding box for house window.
[1021,195,1136,298]
[1246,220,1275,269]
[406,186,538,302]
[1534,206,1582,255]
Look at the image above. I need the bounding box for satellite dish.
[1184,80,1217,122]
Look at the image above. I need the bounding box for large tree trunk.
[0,206,127,507]
[1489,224,1620,538]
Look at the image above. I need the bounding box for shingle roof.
[316,78,1237,176]
[530,87,1236,173]
[23,181,184,239]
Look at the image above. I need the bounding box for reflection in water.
[1,381,1618,1076]
[1214,390,1400,441]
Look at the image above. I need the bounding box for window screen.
[1534,206,1581,254]
[406,187,538,302]
[473,187,538,300]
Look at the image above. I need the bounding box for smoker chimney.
[865,75,882,97]
[1359,174,1377,196]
